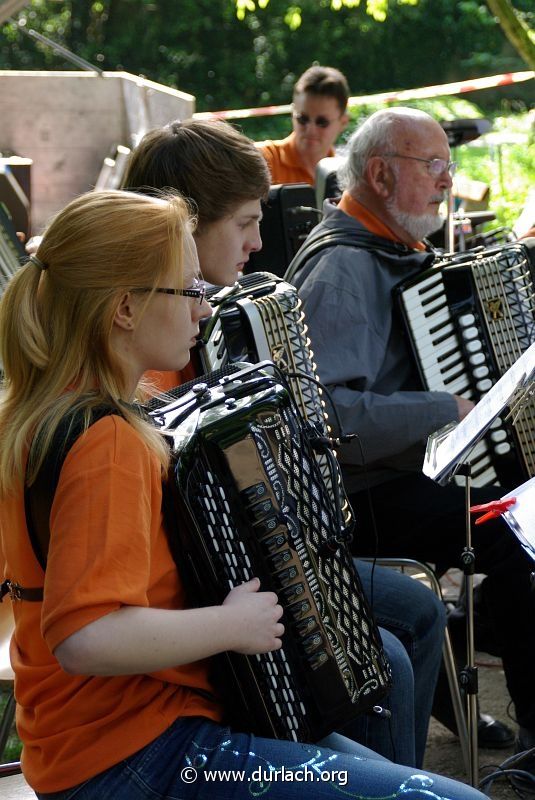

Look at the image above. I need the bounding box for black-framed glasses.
[292,111,340,129]
[132,278,206,305]
[381,153,457,177]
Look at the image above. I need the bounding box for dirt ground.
[409,567,528,799]
[424,651,519,798]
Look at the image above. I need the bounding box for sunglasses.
[292,111,340,129]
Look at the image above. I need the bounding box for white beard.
[387,203,445,242]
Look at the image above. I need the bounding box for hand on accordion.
[222,577,285,655]
[454,394,475,421]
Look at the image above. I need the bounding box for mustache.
[431,194,446,203]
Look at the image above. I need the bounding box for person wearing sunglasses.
[290,106,533,760]
[257,65,350,186]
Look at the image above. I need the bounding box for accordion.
[150,364,391,742]
[1,205,24,293]
[194,272,352,525]
[396,239,535,487]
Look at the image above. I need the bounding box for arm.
[299,247,460,464]
[42,417,282,677]
[54,577,284,676]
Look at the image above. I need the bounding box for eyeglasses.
[292,111,340,129]
[381,153,457,177]
[132,277,206,305]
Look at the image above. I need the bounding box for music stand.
[423,341,535,786]
[500,478,535,565]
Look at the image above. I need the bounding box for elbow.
[53,629,103,676]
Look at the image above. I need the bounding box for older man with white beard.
[289,107,535,764]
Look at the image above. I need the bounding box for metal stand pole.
[457,463,479,787]
[445,190,456,254]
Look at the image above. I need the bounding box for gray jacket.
[292,201,458,493]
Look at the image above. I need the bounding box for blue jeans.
[352,560,446,768]
[37,716,485,800]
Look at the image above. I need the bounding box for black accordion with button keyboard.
[395,239,535,487]
[150,364,391,742]
[194,272,352,526]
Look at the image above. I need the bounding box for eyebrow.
[238,212,263,222]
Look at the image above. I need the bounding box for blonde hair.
[0,189,192,495]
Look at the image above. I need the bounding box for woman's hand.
[222,577,284,655]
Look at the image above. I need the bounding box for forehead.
[182,229,200,276]
[394,119,450,158]
[230,198,263,220]
[293,92,342,117]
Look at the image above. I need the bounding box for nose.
[196,296,213,321]
[437,166,453,190]
[247,224,262,255]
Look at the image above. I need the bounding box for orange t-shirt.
[0,415,220,793]
[257,133,335,186]
[338,191,426,251]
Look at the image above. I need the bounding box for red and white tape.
[192,70,534,122]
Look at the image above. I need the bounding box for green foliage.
[1,0,532,112]
[0,1,533,228]
[0,689,21,762]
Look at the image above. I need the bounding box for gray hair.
[337,107,436,191]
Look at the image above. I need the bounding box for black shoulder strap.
[24,405,117,572]
[284,226,413,284]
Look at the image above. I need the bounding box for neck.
[349,185,416,247]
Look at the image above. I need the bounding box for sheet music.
[424,342,535,483]
[501,478,535,560]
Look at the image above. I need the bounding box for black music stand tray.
[423,342,535,787]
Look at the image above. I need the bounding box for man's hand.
[453,395,475,421]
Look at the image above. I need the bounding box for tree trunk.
[485,0,535,71]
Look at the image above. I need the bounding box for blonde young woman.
[0,190,486,800]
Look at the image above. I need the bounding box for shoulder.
[65,414,157,477]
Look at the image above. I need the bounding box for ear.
[113,291,137,332]
[366,155,395,199]
[340,112,350,133]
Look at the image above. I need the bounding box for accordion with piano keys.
[149,364,391,742]
[194,271,353,526]
[395,238,535,487]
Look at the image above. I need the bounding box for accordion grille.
[471,245,535,476]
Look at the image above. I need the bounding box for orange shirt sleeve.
[42,415,168,651]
